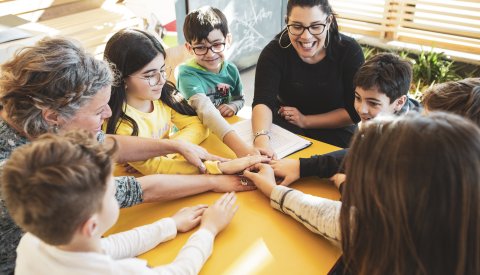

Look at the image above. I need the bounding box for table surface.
[106,117,342,275]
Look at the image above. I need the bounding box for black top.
[300,148,348,179]
[253,32,364,122]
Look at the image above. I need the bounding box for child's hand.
[329,173,346,190]
[218,155,271,174]
[217,104,236,117]
[172,204,208,233]
[243,163,276,197]
[270,159,300,186]
[253,136,277,160]
[200,192,238,236]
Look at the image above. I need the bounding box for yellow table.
[106,117,342,275]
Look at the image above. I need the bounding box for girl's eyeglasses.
[129,67,172,87]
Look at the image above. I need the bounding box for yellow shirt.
[105,100,221,176]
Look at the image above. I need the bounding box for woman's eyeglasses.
[286,18,330,36]
[129,67,172,87]
[191,43,226,55]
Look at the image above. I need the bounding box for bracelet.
[253,129,270,141]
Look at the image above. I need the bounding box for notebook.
[232,119,312,159]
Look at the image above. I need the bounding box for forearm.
[106,134,182,163]
[302,108,354,129]
[128,157,221,176]
[252,104,273,133]
[223,130,253,157]
[299,149,347,178]
[270,185,341,244]
[153,229,214,274]
[102,218,177,259]
[137,174,217,203]
[189,94,233,139]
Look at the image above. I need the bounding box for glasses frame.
[191,42,226,56]
[286,18,330,36]
[129,66,172,87]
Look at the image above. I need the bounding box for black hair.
[103,28,195,136]
[285,0,341,46]
[183,6,229,44]
[354,53,412,102]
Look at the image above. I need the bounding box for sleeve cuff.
[205,160,222,174]
[154,217,178,240]
[270,185,294,212]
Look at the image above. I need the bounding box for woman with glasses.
[104,29,267,176]
[252,0,364,153]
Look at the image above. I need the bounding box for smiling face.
[124,54,167,109]
[59,85,112,133]
[287,6,330,64]
[354,87,406,123]
[187,29,227,73]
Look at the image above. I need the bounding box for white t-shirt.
[15,218,214,275]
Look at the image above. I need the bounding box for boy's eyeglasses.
[286,18,329,36]
[129,67,171,87]
[191,43,226,55]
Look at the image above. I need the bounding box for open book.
[232,119,312,159]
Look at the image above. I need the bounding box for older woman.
[0,37,254,274]
[252,0,364,154]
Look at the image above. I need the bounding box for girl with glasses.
[252,0,364,154]
[104,29,268,176]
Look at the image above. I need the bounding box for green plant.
[411,49,460,88]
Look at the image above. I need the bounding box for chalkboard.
[175,0,287,70]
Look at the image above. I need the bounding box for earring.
[52,124,59,133]
[323,30,330,49]
[278,28,291,49]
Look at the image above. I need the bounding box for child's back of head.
[341,111,480,274]
[2,130,116,245]
[183,6,229,44]
[354,52,412,102]
[422,77,480,126]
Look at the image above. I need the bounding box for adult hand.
[330,173,346,190]
[279,106,307,128]
[173,140,229,173]
[218,155,271,175]
[211,175,257,192]
[200,192,239,236]
[172,204,208,232]
[242,163,276,197]
[270,159,300,186]
[217,104,236,117]
[253,135,277,160]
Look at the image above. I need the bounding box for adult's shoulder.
[329,33,364,63]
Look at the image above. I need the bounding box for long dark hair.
[284,0,341,46]
[103,28,195,136]
[341,112,480,274]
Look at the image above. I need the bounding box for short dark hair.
[183,6,229,44]
[2,130,117,245]
[354,53,412,103]
[422,78,480,126]
[341,112,480,274]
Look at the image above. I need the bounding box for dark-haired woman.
[252,0,364,154]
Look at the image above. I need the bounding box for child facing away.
[104,28,268,177]
[269,52,420,187]
[2,130,239,275]
[243,112,480,274]
[177,6,259,157]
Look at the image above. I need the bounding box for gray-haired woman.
[0,37,254,274]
